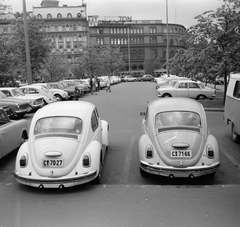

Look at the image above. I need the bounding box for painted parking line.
[220,145,240,171]
[120,135,136,183]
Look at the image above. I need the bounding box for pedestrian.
[106,76,111,92]
[89,77,93,93]
[97,77,100,91]
[91,77,97,95]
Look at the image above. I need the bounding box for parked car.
[139,98,220,178]
[0,104,13,118]
[19,85,56,104]
[0,87,45,111]
[62,80,85,94]
[0,107,28,160]
[157,80,216,100]
[34,83,69,101]
[48,81,78,100]
[214,76,224,85]
[156,77,189,89]
[0,90,31,118]
[14,101,109,188]
[138,74,154,82]
[224,73,240,143]
[123,75,138,82]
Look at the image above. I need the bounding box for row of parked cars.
[0,76,123,120]
[0,76,123,162]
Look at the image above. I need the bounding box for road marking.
[220,145,240,171]
[120,135,136,183]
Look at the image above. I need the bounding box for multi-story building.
[32,0,88,65]
[88,15,186,76]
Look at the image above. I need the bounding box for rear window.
[155,111,201,128]
[34,117,82,135]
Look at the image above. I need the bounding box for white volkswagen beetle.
[14,101,109,188]
[139,98,220,178]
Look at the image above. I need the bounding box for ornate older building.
[88,16,186,76]
[32,0,88,65]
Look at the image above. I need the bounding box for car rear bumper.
[140,161,220,178]
[14,170,97,188]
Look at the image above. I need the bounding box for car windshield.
[0,91,7,99]
[155,111,201,129]
[12,89,25,96]
[34,117,82,135]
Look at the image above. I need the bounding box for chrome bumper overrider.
[14,170,97,188]
[140,161,220,178]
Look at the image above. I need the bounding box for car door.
[188,82,201,98]
[0,112,17,158]
[176,82,189,97]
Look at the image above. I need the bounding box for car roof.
[230,73,240,79]
[34,101,95,119]
[149,98,203,113]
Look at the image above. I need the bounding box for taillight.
[207,146,214,159]
[20,153,28,168]
[146,145,154,159]
[83,153,91,167]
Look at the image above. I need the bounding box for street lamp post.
[166,0,169,76]
[22,0,33,84]
[127,26,131,74]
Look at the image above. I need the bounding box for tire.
[54,94,63,101]
[140,167,148,176]
[232,123,240,143]
[93,161,103,184]
[197,95,207,100]
[162,93,172,98]
[20,132,28,146]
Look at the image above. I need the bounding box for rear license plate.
[43,159,63,167]
[171,150,192,158]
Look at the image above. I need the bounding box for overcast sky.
[6,0,224,28]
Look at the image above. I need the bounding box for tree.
[168,0,240,104]
[41,55,68,82]
[144,51,160,75]
[101,45,125,76]
[75,44,125,77]
[11,17,51,79]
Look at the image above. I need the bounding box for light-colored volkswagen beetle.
[14,101,109,188]
[139,98,220,178]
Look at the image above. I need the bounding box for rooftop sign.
[88,15,132,26]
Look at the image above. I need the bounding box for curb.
[204,108,224,112]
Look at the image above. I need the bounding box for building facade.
[32,0,88,65]
[88,16,186,76]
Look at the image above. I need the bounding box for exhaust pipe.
[59,184,64,189]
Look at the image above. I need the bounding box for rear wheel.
[20,132,28,146]
[140,167,148,177]
[197,95,207,100]
[232,123,240,143]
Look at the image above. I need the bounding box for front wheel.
[162,93,172,98]
[232,123,240,143]
[54,94,63,101]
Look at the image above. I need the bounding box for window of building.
[47,14,52,19]
[37,14,42,19]
[170,39,173,45]
[164,27,167,33]
[175,39,178,45]
[132,50,137,59]
[97,28,103,34]
[169,27,173,33]
[77,13,81,18]
[138,50,144,59]
[57,13,62,18]
[67,13,72,18]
